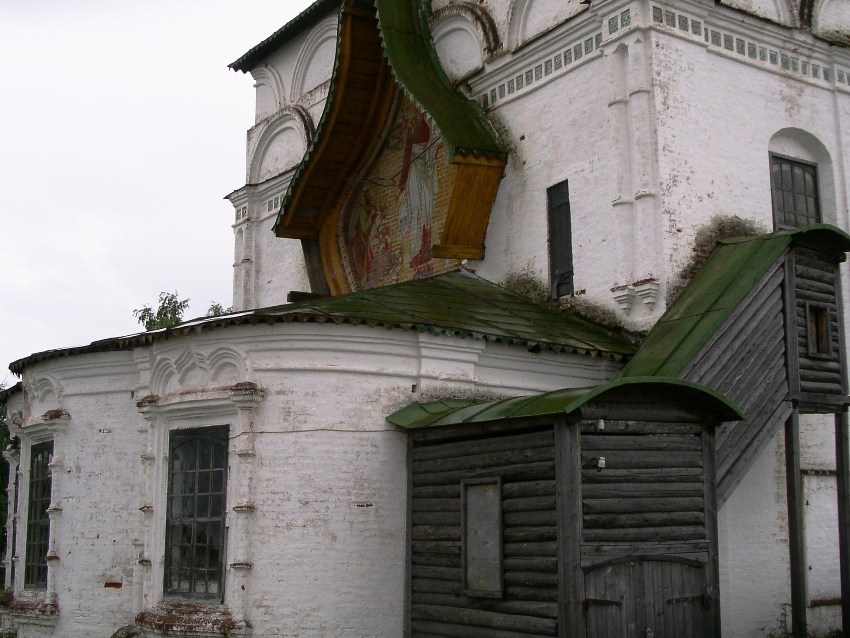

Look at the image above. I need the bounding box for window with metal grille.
[548,180,574,298]
[770,155,820,229]
[25,441,52,588]
[164,426,228,599]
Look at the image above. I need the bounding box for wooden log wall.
[795,246,843,395]
[580,425,708,550]
[410,426,559,638]
[681,259,792,504]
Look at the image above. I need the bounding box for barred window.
[164,426,228,599]
[25,441,52,588]
[770,155,820,229]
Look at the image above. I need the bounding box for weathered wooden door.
[584,557,708,638]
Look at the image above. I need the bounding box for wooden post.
[702,424,721,637]
[836,411,850,634]
[785,410,807,637]
[555,416,584,638]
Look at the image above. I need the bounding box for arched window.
[770,155,820,229]
[768,128,835,229]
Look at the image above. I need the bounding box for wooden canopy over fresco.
[275,0,507,294]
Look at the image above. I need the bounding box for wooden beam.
[783,251,801,395]
[702,424,721,637]
[836,412,850,634]
[554,418,583,637]
[785,410,807,638]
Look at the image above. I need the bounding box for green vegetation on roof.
[388,377,744,428]
[10,271,634,374]
[619,224,850,378]
[268,270,635,356]
[375,0,506,159]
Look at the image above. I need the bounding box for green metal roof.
[263,270,635,355]
[387,376,744,428]
[375,0,506,159]
[618,224,850,379]
[9,271,634,375]
[387,225,850,432]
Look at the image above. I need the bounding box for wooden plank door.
[584,557,708,638]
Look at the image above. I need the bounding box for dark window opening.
[548,180,574,298]
[461,477,503,598]
[770,155,820,229]
[807,303,831,356]
[24,441,52,589]
[164,426,228,600]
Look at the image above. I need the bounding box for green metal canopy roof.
[387,376,744,428]
[375,0,506,159]
[9,271,634,374]
[387,225,850,432]
[618,224,850,378]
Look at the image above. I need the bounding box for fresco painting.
[340,97,458,290]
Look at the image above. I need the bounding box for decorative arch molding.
[430,3,500,81]
[718,0,796,27]
[290,15,338,102]
[812,0,850,43]
[276,0,507,295]
[25,375,61,416]
[250,64,286,121]
[507,0,587,50]
[149,345,253,398]
[248,106,316,184]
[769,127,837,224]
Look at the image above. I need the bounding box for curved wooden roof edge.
[275,0,509,290]
[274,0,397,241]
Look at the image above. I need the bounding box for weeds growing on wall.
[501,270,641,339]
[667,215,766,305]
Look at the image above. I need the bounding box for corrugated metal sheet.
[9,271,634,375]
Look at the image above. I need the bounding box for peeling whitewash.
[2,325,616,637]
[3,0,850,635]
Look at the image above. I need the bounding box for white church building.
[2,0,850,636]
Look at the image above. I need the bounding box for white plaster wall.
[229,11,336,309]
[464,0,850,332]
[2,320,619,638]
[651,24,850,286]
[475,42,618,304]
[800,413,842,635]
[719,415,844,637]
[236,0,850,322]
[718,430,792,637]
[141,323,617,637]
[9,353,141,638]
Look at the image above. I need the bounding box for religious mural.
[339,96,459,290]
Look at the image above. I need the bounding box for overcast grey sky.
[0,0,314,383]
